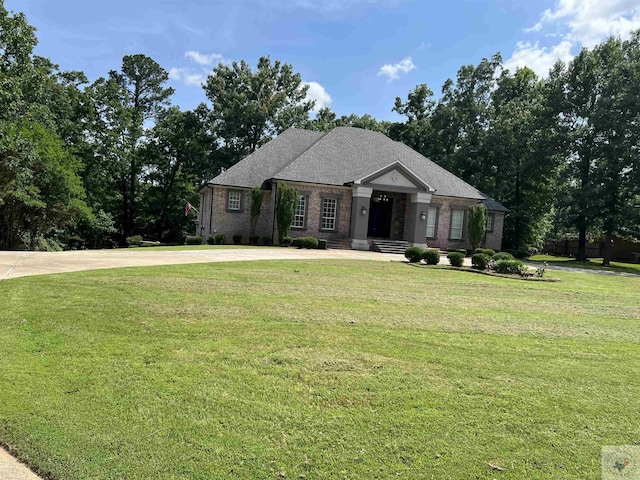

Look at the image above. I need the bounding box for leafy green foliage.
[472,252,491,270]
[494,259,526,275]
[447,251,465,267]
[421,248,440,265]
[474,248,495,256]
[493,252,515,261]
[232,234,242,244]
[404,246,424,263]
[317,239,327,249]
[249,185,265,237]
[203,56,313,166]
[262,236,272,245]
[185,235,204,245]
[276,183,298,245]
[126,235,143,246]
[468,204,488,251]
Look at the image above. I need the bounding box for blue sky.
[7,0,640,121]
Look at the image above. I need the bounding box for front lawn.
[0,261,639,479]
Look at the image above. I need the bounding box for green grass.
[1,260,639,479]
[529,254,640,275]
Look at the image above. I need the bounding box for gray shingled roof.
[208,129,325,188]
[207,126,507,210]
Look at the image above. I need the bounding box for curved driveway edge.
[0,248,413,280]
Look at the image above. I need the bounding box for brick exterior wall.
[425,195,505,251]
[199,185,505,250]
[288,183,351,240]
[199,183,351,244]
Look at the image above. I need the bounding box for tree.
[554,33,640,264]
[203,56,313,167]
[468,204,488,252]
[140,106,210,241]
[86,54,174,240]
[275,183,298,245]
[249,185,264,237]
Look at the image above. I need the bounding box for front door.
[368,196,393,238]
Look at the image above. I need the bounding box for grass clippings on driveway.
[0,260,639,479]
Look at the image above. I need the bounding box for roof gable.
[355,161,436,193]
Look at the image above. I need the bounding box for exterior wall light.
[361,207,367,215]
[420,212,426,221]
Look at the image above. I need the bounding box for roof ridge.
[270,128,331,179]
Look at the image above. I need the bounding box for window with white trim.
[426,207,438,238]
[227,191,241,211]
[321,198,337,231]
[486,213,494,232]
[450,209,464,240]
[292,195,306,228]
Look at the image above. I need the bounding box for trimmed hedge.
[405,246,424,263]
[447,251,465,267]
[293,237,318,249]
[474,248,495,257]
[421,248,440,265]
[206,235,216,245]
[185,235,205,245]
[232,234,242,244]
[471,252,490,270]
[249,235,259,245]
[126,235,143,246]
[213,234,225,245]
[493,252,515,261]
[317,239,328,249]
[494,259,526,275]
[281,236,293,247]
[447,248,467,256]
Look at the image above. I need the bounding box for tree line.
[1,4,638,262]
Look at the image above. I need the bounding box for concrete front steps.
[370,239,411,254]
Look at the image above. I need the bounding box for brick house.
[198,127,508,251]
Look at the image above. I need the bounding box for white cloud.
[168,67,206,87]
[185,51,224,66]
[377,57,416,81]
[303,81,332,112]
[504,40,574,76]
[509,0,640,77]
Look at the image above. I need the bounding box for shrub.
[494,259,526,275]
[493,252,515,261]
[421,248,440,265]
[207,235,216,245]
[232,234,242,244]
[299,236,319,249]
[281,236,293,247]
[471,252,490,270]
[505,248,528,259]
[262,236,272,245]
[214,234,226,245]
[405,246,424,263]
[292,238,302,248]
[447,251,464,267]
[249,235,260,245]
[447,248,467,256]
[474,248,495,257]
[126,235,143,246]
[317,239,328,249]
[185,236,205,245]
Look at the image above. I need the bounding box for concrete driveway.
[0,247,419,281]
